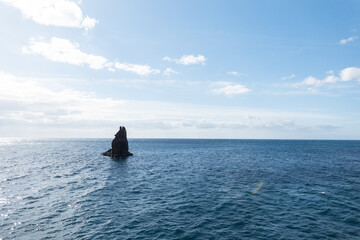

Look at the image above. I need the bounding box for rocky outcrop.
[102,126,133,157]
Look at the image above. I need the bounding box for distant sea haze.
[0,139,359,239]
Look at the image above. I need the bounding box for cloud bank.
[0,71,342,138]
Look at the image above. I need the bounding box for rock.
[102,149,112,157]
[102,126,133,158]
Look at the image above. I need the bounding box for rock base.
[102,149,133,158]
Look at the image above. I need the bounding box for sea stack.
[102,126,133,157]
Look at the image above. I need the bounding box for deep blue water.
[0,139,359,239]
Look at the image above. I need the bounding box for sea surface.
[0,139,359,239]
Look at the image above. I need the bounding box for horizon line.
[0,137,359,141]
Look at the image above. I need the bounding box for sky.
[0,0,359,139]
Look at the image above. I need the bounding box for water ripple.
[0,139,359,239]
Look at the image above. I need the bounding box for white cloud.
[22,37,109,70]
[81,16,97,31]
[339,36,356,45]
[114,62,160,76]
[162,54,206,65]
[293,67,360,91]
[227,71,248,77]
[227,71,239,76]
[0,0,97,30]
[281,74,295,80]
[212,81,251,96]
[163,68,178,76]
[162,56,172,62]
[326,70,334,75]
[339,67,360,82]
[22,37,160,75]
[295,75,339,88]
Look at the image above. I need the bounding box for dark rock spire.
[102,126,133,157]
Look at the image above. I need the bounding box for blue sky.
[0,0,359,139]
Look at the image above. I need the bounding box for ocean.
[0,139,359,239]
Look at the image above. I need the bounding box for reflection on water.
[252,181,264,194]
